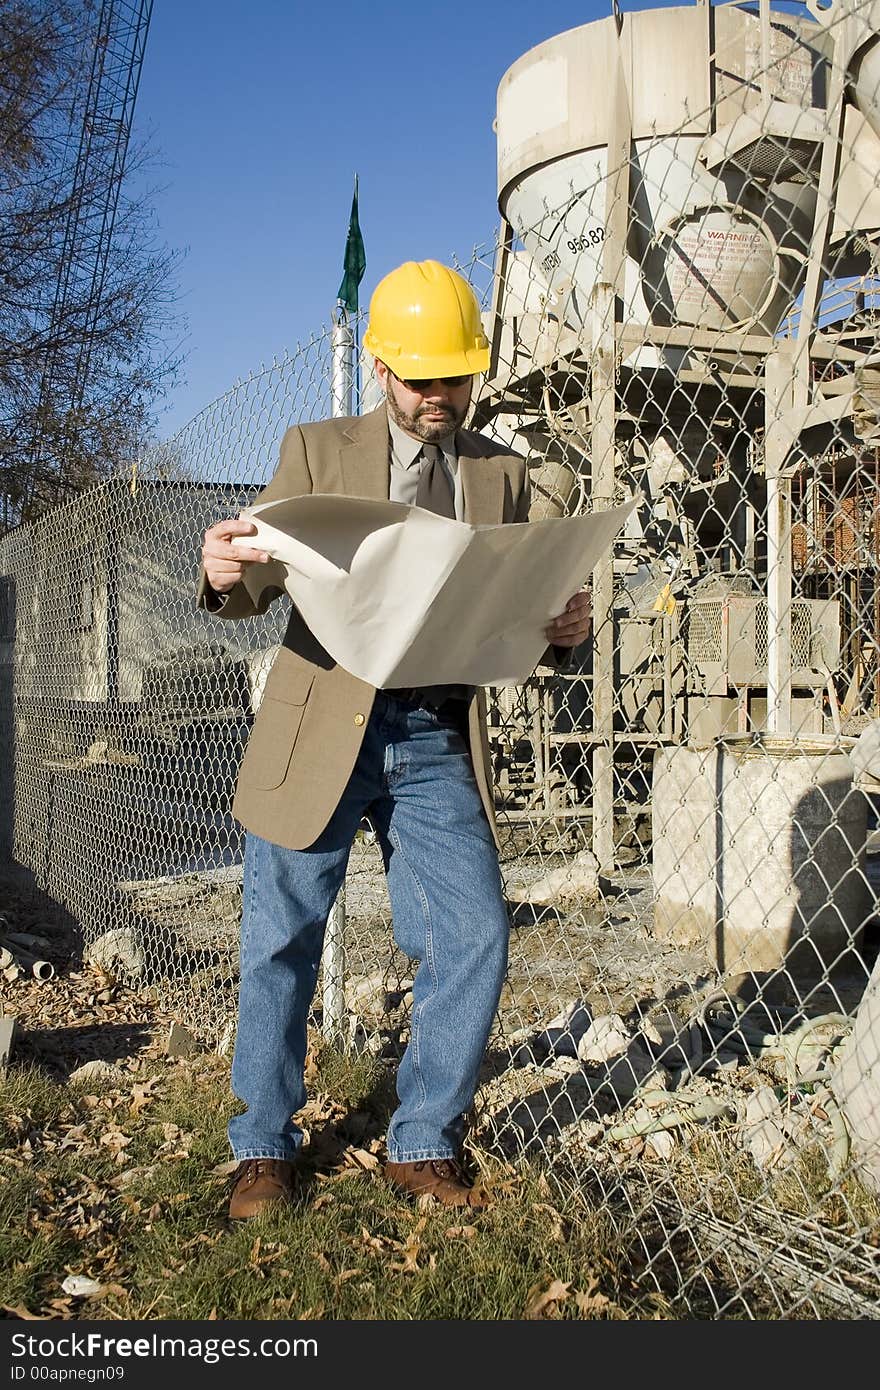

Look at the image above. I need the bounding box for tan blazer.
[197,405,531,852]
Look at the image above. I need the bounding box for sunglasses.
[392,370,471,391]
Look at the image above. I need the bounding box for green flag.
[336,177,366,314]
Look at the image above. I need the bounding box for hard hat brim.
[363,333,490,380]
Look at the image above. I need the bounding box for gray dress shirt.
[388,415,463,519]
[385,412,471,709]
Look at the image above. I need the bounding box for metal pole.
[590,281,617,873]
[321,310,355,1044]
[589,24,630,874]
[331,315,354,417]
[765,348,795,735]
[759,0,771,106]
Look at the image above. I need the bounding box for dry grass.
[0,1043,669,1321]
[2,869,876,1321]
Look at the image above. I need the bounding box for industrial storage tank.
[494,2,880,348]
[846,0,880,138]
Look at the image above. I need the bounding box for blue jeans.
[229,691,510,1163]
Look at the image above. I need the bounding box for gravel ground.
[102,836,877,1048]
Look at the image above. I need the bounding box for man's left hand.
[545,589,592,648]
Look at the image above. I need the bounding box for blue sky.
[133,0,694,440]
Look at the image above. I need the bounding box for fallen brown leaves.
[129,1078,161,1116]
[388,1218,434,1274]
[98,1124,132,1161]
[525,1277,571,1318]
[525,1274,617,1319]
[0,867,172,1081]
[156,1122,193,1160]
[3,1302,44,1320]
[344,1147,381,1172]
[4,876,645,1322]
[3,963,167,1079]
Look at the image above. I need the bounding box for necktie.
[415,444,455,519]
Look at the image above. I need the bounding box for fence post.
[320,314,355,1044]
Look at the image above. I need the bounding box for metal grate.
[689,602,724,662]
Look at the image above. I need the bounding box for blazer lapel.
[339,406,390,500]
[335,408,506,522]
[459,442,505,524]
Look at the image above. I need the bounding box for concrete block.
[0,1016,18,1072]
[166,1020,200,1058]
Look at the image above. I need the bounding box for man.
[198,260,591,1218]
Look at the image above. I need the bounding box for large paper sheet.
[237,493,636,687]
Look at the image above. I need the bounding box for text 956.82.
[567,228,605,252]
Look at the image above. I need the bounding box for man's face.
[376,361,473,442]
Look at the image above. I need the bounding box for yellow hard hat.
[363,259,490,380]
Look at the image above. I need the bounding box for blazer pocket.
[241,666,314,789]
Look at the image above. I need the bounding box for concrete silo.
[477,0,880,977]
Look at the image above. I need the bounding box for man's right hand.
[201,518,270,594]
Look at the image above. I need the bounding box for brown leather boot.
[385,1157,490,1209]
[228,1158,296,1219]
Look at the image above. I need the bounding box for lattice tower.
[26,0,154,512]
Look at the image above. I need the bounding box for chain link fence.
[3,0,880,1318]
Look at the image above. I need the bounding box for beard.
[384,382,470,442]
